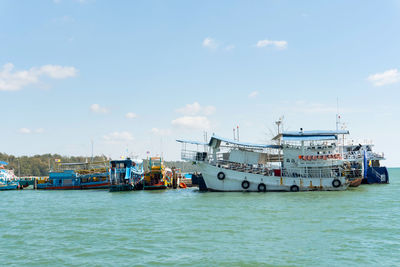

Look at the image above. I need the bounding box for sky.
[1,0,400,166]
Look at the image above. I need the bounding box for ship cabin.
[272,130,353,178]
[109,158,144,191]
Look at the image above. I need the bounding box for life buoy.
[323,155,327,160]
[290,185,299,192]
[307,156,312,160]
[302,155,307,160]
[332,179,341,188]
[328,155,333,159]
[217,172,225,180]
[241,180,250,189]
[258,183,266,192]
[312,156,317,160]
[318,155,323,160]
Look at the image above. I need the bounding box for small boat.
[0,161,19,190]
[37,161,109,190]
[143,157,170,190]
[109,158,144,192]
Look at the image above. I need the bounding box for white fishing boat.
[177,129,351,192]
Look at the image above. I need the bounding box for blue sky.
[1,0,399,166]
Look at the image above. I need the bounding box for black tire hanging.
[217,172,225,180]
[241,180,250,189]
[332,179,341,188]
[258,183,266,192]
[290,185,299,192]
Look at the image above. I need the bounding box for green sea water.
[1,169,399,266]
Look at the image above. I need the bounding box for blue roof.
[0,161,8,166]
[176,139,208,146]
[282,130,349,136]
[282,135,337,141]
[209,135,280,149]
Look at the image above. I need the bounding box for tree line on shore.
[0,152,199,176]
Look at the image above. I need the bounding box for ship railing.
[181,150,209,162]
[208,160,274,176]
[281,167,343,179]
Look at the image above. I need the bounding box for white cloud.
[367,69,400,86]
[248,91,259,98]
[256,39,288,50]
[171,116,211,130]
[176,102,216,116]
[151,128,172,136]
[0,63,77,91]
[103,131,134,144]
[125,112,137,119]
[18,128,44,134]
[90,104,108,114]
[202,37,218,49]
[19,128,31,134]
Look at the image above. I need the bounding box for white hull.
[199,162,348,192]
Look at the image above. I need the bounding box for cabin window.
[286,159,290,163]
[291,159,295,163]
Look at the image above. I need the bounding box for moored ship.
[37,161,109,190]
[109,158,144,192]
[178,129,354,192]
[342,142,389,184]
[143,157,170,190]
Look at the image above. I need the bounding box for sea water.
[1,169,399,266]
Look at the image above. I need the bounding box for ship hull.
[199,163,348,192]
[0,184,18,190]
[37,182,109,190]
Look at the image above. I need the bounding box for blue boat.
[109,158,144,192]
[0,161,19,190]
[343,143,389,184]
[37,161,110,190]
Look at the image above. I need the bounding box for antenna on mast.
[275,116,284,135]
[91,139,94,163]
[336,97,340,131]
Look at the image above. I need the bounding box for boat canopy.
[273,130,349,141]
[0,161,8,166]
[176,139,208,146]
[208,135,280,149]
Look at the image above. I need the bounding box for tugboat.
[109,158,144,192]
[37,161,109,190]
[143,157,170,190]
[0,161,19,190]
[177,129,351,192]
